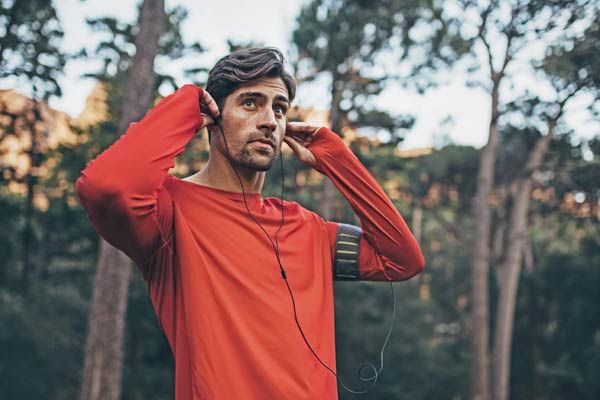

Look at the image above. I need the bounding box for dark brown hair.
[206,47,296,112]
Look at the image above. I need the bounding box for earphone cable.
[215,120,395,394]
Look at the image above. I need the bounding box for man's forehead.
[233,77,289,102]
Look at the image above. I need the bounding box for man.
[76,47,424,399]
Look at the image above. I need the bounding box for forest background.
[1,1,599,399]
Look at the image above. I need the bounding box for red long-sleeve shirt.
[76,84,424,400]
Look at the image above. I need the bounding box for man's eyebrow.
[275,94,290,105]
[236,91,289,104]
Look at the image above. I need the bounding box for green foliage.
[512,236,600,400]
[0,280,90,399]
[293,0,395,75]
[542,18,600,103]
[335,281,469,400]
[84,3,203,93]
[292,0,419,139]
[0,189,22,284]
[122,274,175,400]
[0,0,66,99]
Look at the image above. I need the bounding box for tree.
[490,16,600,400]
[292,0,418,219]
[407,1,600,398]
[78,1,166,399]
[360,0,599,397]
[403,1,598,398]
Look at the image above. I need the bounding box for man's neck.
[185,157,265,194]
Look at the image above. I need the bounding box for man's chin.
[244,163,272,172]
[236,155,279,172]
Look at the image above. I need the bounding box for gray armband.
[333,223,362,281]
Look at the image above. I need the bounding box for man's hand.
[284,122,321,167]
[200,89,219,128]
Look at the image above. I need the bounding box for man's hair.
[205,48,296,140]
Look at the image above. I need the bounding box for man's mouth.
[249,138,275,149]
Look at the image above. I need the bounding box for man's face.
[214,77,290,171]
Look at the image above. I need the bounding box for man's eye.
[274,105,287,115]
[244,99,255,107]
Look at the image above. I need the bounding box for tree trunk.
[323,78,344,220]
[491,184,508,267]
[523,237,534,273]
[79,244,133,400]
[20,159,35,292]
[20,103,44,293]
[79,1,165,399]
[470,77,501,400]
[492,178,530,400]
[412,202,423,244]
[492,123,555,400]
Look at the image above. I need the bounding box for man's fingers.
[283,136,302,152]
[284,136,309,157]
[283,136,317,167]
[201,114,214,128]
[286,122,319,136]
[202,90,220,118]
[285,123,320,145]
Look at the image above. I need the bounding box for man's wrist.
[307,127,349,164]
[307,126,352,175]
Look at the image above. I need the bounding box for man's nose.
[257,107,277,133]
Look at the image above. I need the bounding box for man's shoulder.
[264,196,302,211]
[264,197,328,224]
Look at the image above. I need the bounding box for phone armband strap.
[333,223,362,281]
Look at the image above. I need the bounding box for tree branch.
[476,2,497,78]
[499,4,521,76]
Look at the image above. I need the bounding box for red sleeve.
[75,84,205,277]
[308,127,425,281]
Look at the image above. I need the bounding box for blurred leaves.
[0,0,66,100]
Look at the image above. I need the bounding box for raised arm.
[285,124,425,281]
[76,85,218,275]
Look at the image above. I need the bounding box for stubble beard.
[230,143,281,172]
